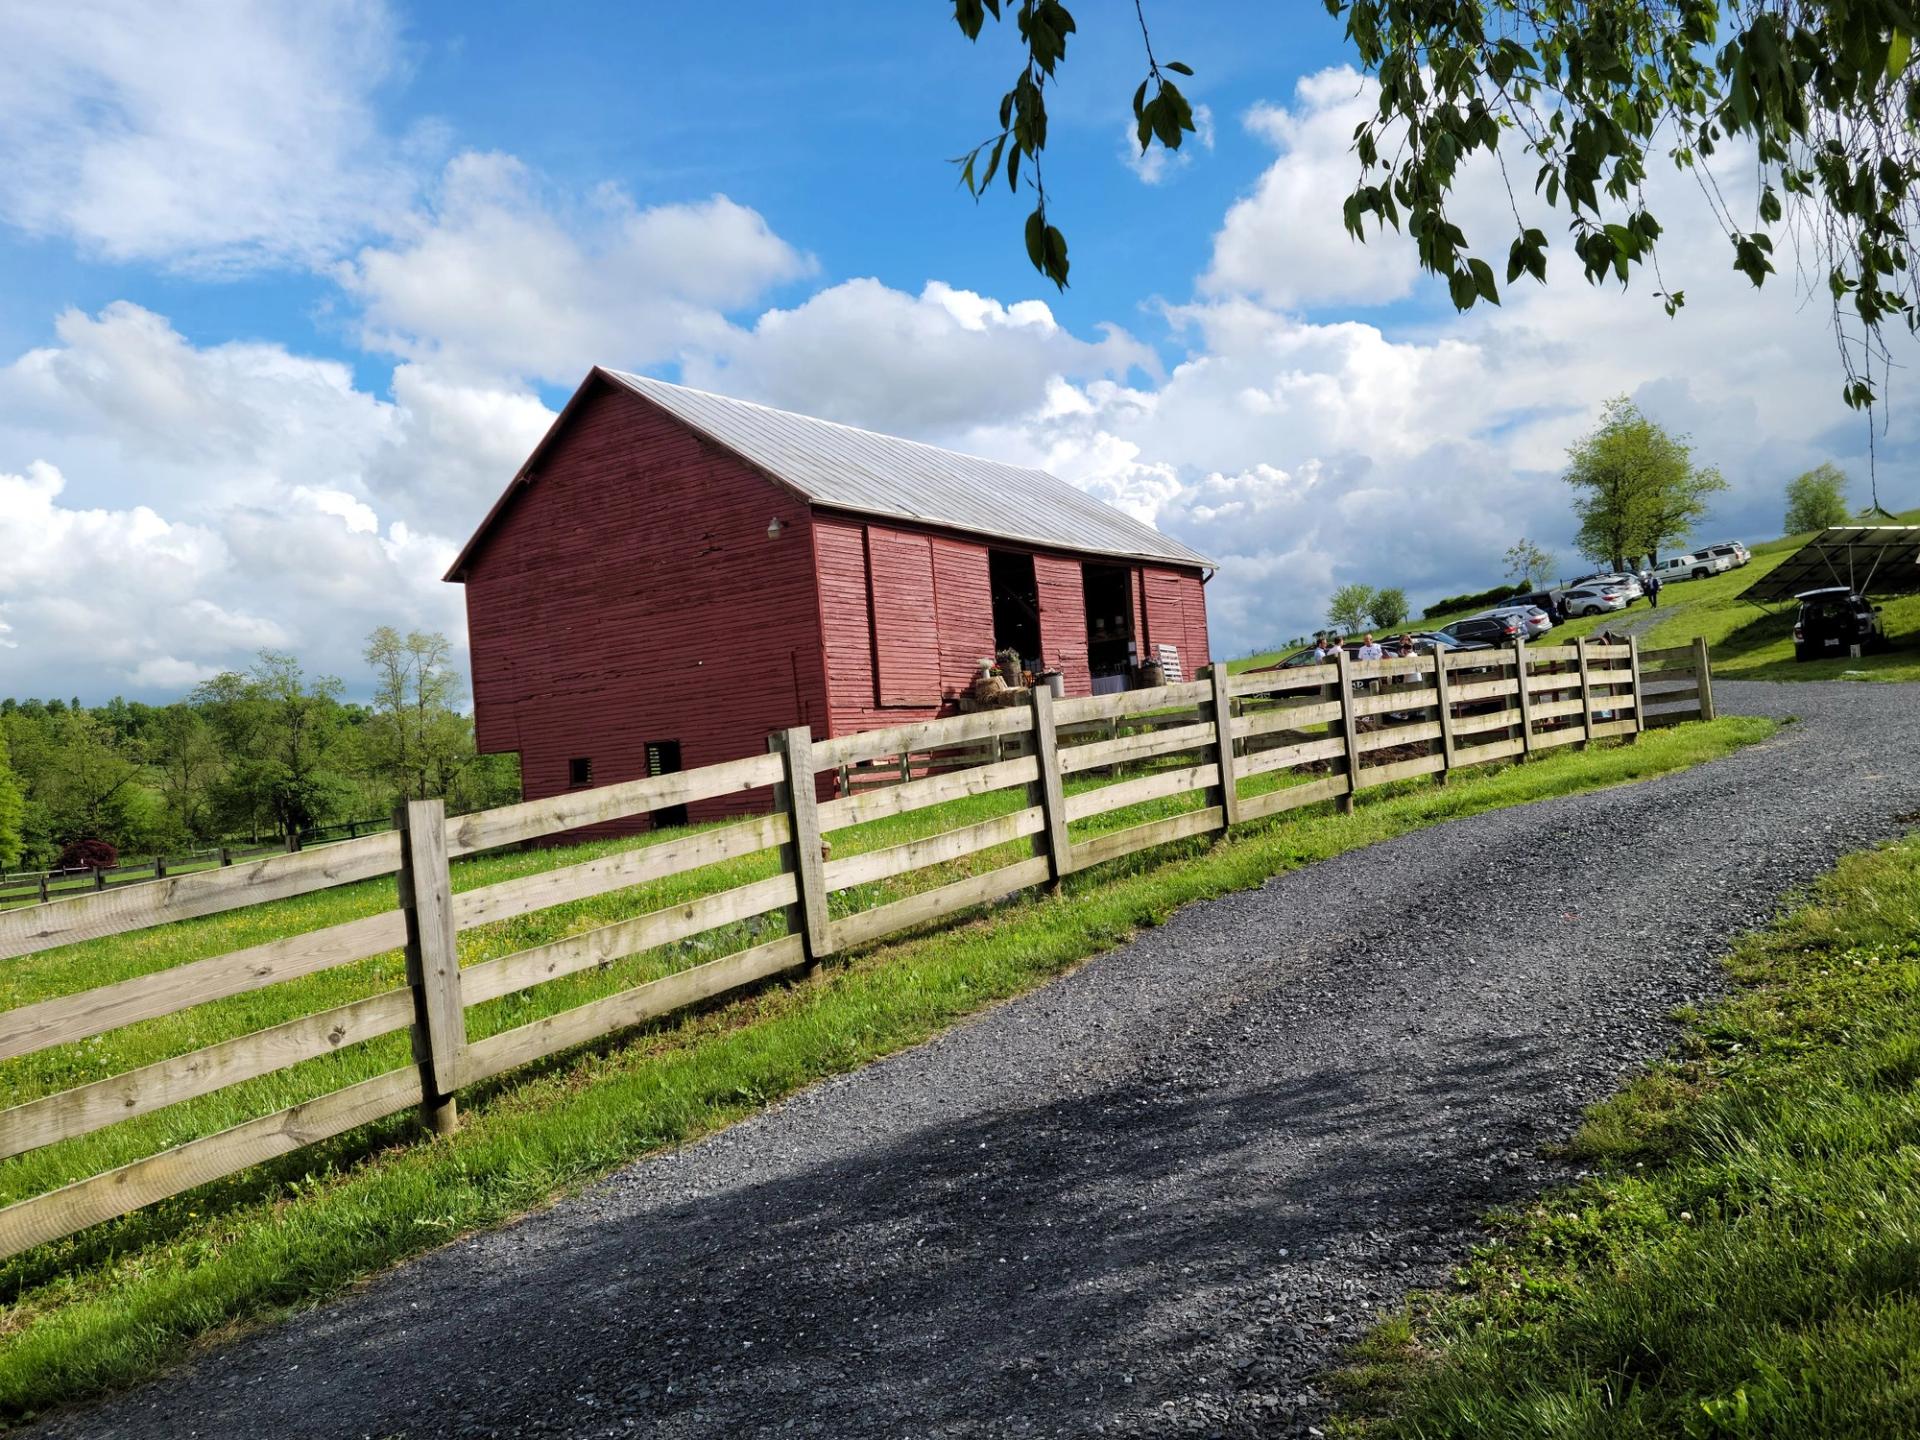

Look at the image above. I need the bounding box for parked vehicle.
[1701,540,1750,567]
[1559,584,1630,616]
[1793,588,1885,660]
[1441,613,1526,647]
[1567,571,1643,600]
[1408,630,1487,652]
[1489,604,1555,637]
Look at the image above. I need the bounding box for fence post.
[1692,635,1716,721]
[1334,649,1360,814]
[1432,650,1456,784]
[1512,637,1535,758]
[393,798,466,1136]
[774,727,833,962]
[766,733,810,958]
[94,868,106,892]
[1207,664,1241,831]
[1627,635,1646,741]
[218,846,232,867]
[1027,685,1072,889]
[153,856,166,879]
[37,874,48,904]
[1574,637,1595,750]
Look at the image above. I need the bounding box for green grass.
[1333,828,1920,1439]
[1234,506,1920,680]
[1632,515,1920,681]
[0,718,1769,1423]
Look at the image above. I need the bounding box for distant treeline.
[1421,581,1531,619]
[0,628,519,872]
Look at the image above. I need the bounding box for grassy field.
[1234,506,1920,681]
[0,717,1769,1423]
[1335,828,1920,1439]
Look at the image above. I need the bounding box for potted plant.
[996,646,1022,686]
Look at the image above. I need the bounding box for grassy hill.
[1233,508,1920,681]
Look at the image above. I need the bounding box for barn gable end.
[458,379,828,829]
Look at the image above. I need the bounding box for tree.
[1565,398,1727,572]
[1784,462,1853,534]
[948,2,1920,406]
[1368,587,1409,629]
[363,627,473,805]
[1504,539,1554,588]
[0,729,22,870]
[1327,583,1376,633]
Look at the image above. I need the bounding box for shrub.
[55,838,118,872]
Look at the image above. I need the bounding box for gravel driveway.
[34,680,1920,1440]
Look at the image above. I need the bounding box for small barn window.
[646,741,687,827]
[568,756,593,789]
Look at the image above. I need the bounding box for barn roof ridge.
[442,368,1215,581]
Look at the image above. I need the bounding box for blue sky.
[0,2,1905,702]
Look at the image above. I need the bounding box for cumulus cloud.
[337,152,816,383]
[0,0,420,271]
[0,309,548,700]
[680,279,1154,440]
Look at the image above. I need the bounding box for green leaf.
[1890,28,1912,81]
[1025,208,1046,271]
[1165,60,1193,76]
[1469,256,1500,304]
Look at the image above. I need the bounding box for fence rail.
[0,818,397,910]
[0,634,1711,1260]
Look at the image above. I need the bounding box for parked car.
[1567,571,1644,600]
[1489,604,1555,637]
[1793,588,1885,660]
[1408,630,1488,652]
[1441,613,1526,648]
[1559,583,1630,616]
[1701,540,1751,567]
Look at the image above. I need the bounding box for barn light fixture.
[767,517,784,539]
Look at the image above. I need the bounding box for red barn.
[446,369,1216,826]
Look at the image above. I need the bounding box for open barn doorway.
[1082,562,1135,694]
[989,550,1041,670]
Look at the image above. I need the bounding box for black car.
[1440,613,1525,648]
[1794,588,1885,661]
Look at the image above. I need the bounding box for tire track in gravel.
[31,679,1920,1440]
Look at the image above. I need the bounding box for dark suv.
[1441,613,1525,648]
[1793,588,1885,660]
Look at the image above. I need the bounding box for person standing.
[1357,632,1384,660]
[1644,571,1662,608]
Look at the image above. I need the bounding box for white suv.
[1650,553,1728,581]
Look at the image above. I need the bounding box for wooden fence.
[0,635,1707,1260]
[1636,635,1717,726]
[0,819,396,910]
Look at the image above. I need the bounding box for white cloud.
[1121,103,1215,185]
[0,0,420,271]
[0,309,551,700]
[337,152,815,384]
[680,279,1154,439]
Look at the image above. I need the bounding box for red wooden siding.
[1141,566,1211,678]
[866,528,940,706]
[931,537,996,693]
[1033,552,1091,696]
[460,380,827,833]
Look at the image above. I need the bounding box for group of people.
[1312,631,1419,662]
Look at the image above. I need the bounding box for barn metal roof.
[1738,526,1920,603]
[598,370,1215,569]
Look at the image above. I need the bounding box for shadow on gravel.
[323,1035,1557,1439]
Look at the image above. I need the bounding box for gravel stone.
[27,679,1920,1440]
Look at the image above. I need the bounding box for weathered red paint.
[454,375,1211,831]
